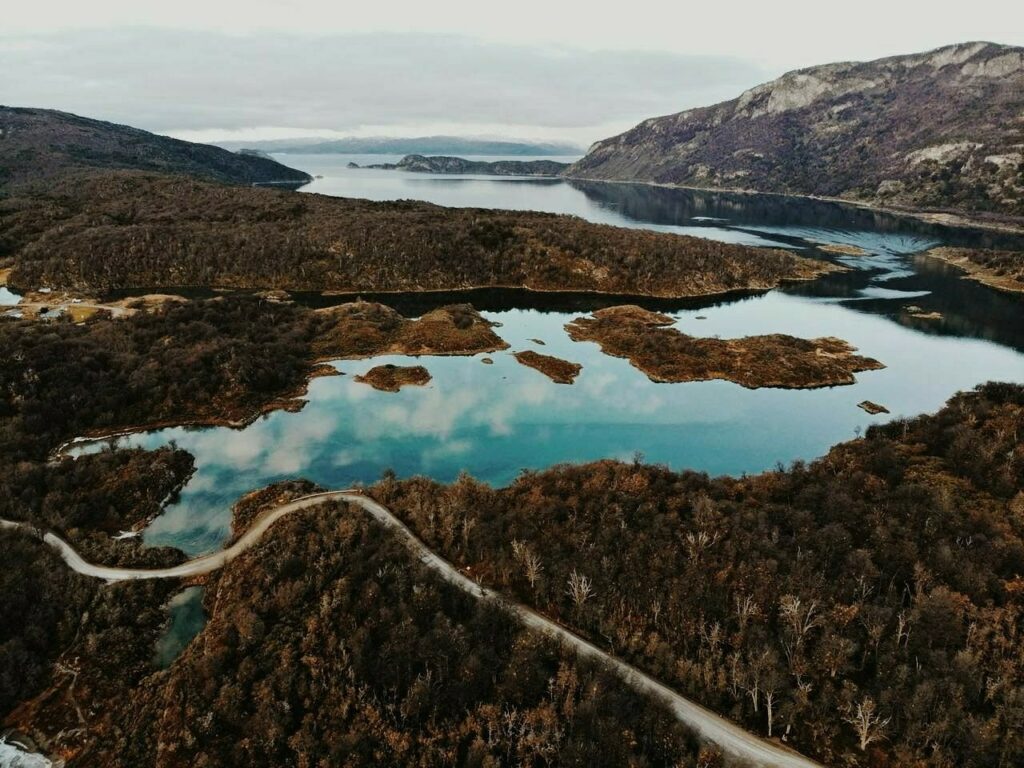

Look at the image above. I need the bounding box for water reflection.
[79,293,1024,555]
[154,587,206,668]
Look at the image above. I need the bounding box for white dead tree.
[565,569,595,610]
[511,539,544,590]
[779,595,822,660]
[843,697,891,751]
[764,688,778,737]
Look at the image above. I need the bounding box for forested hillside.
[0,171,828,297]
[372,383,1024,766]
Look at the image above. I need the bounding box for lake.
[75,156,1024,557]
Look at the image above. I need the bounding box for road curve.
[1,491,822,768]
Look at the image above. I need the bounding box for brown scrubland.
[565,305,884,388]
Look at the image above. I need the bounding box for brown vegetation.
[857,400,890,415]
[816,243,868,256]
[0,171,832,298]
[8,486,705,767]
[0,297,321,463]
[513,350,583,384]
[355,364,432,392]
[313,301,509,359]
[370,382,1024,766]
[0,448,192,719]
[566,305,885,388]
[923,247,1024,293]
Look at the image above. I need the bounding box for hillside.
[358,153,568,176]
[0,107,312,188]
[568,42,1024,219]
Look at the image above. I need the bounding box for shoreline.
[920,247,1024,294]
[563,174,1024,237]
[49,363,340,461]
[15,266,838,309]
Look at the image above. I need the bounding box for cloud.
[0,28,766,142]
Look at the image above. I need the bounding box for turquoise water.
[154,587,206,668]
[73,165,1024,556]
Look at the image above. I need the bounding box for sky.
[3,0,1022,146]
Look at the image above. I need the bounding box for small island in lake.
[513,350,583,384]
[566,305,885,388]
[354,154,570,177]
[858,400,890,415]
[314,302,509,358]
[355,364,432,392]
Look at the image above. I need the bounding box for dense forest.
[0,171,828,298]
[0,447,192,719]
[369,383,1024,767]
[0,297,319,463]
[7,485,712,768]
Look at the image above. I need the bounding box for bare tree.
[565,569,595,610]
[843,697,891,751]
[764,688,777,737]
[734,593,760,631]
[511,539,544,591]
[779,595,822,660]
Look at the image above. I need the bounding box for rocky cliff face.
[567,42,1024,218]
[0,107,312,188]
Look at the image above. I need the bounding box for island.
[314,302,509,358]
[355,364,432,392]
[354,154,569,177]
[565,305,884,388]
[513,350,583,384]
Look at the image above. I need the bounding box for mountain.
[567,42,1024,219]
[223,136,584,156]
[0,107,312,188]
[357,154,569,176]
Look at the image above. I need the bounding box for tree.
[565,570,595,611]
[843,697,890,751]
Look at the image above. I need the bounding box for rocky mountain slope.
[0,107,312,188]
[568,42,1024,218]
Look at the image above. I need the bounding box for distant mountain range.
[355,154,569,176]
[220,136,584,156]
[0,107,311,188]
[568,42,1024,219]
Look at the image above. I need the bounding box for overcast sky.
[3,0,1022,145]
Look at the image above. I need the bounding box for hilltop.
[0,107,312,188]
[568,42,1024,219]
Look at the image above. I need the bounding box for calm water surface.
[76,157,1024,555]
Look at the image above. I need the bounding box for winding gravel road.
[2,491,822,768]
